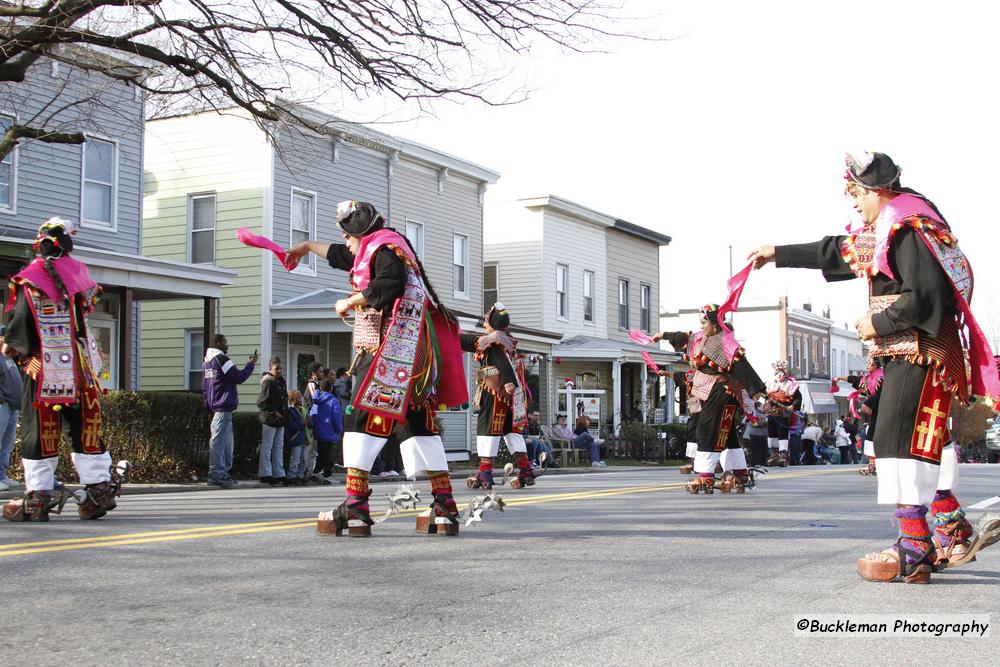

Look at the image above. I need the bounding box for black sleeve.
[846,374,862,390]
[488,345,517,386]
[791,388,802,410]
[864,387,881,412]
[459,333,479,353]
[660,331,690,353]
[3,287,38,357]
[326,244,354,271]
[731,356,765,397]
[361,247,406,312]
[774,236,856,282]
[870,226,951,338]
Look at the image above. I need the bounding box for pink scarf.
[236,228,299,271]
[352,229,415,291]
[10,256,95,307]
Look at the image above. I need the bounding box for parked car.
[985,415,1000,463]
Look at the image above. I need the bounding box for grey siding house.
[0,54,233,390]
[484,195,675,434]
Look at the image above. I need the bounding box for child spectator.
[310,378,344,482]
[284,390,309,485]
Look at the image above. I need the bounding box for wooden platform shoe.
[415,493,460,536]
[317,492,374,537]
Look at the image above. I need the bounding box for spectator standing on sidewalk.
[0,332,23,492]
[257,357,289,485]
[303,362,324,481]
[203,334,257,488]
[309,378,344,481]
[284,390,309,485]
[333,367,352,411]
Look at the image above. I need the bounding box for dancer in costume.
[652,331,700,475]
[462,303,539,489]
[288,201,467,536]
[2,218,126,521]
[657,305,765,494]
[764,361,801,467]
[836,359,883,476]
[749,151,1000,582]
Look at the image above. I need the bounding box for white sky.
[379,0,1000,336]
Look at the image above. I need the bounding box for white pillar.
[612,357,622,435]
[640,361,648,423]
[665,370,675,422]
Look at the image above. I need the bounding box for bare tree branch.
[0,0,652,158]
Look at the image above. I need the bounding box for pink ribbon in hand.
[628,329,655,345]
[236,227,300,271]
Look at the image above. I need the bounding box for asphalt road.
[2,465,999,665]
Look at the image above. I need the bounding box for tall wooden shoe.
[317,494,374,537]
[415,493,460,535]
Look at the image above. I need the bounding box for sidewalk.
[0,465,663,500]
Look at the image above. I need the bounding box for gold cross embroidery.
[916,398,947,456]
[40,413,61,457]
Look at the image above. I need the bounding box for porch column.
[612,357,622,436]
[118,287,133,390]
[640,361,648,423]
[664,372,675,422]
[203,297,217,355]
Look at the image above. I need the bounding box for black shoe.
[259,476,272,485]
[270,477,285,486]
[549,461,561,469]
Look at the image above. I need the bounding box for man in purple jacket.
[203,334,257,487]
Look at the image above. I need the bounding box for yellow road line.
[0,467,844,557]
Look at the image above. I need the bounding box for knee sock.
[514,451,531,472]
[428,470,457,514]
[930,490,972,546]
[894,506,932,564]
[345,468,370,511]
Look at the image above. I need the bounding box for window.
[583,270,594,323]
[188,194,216,264]
[640,284,651,333]
[618,279,629,330]
[556,264,568,319]
[0,115,15,210]
[483,263,498,311]
[793,337,800,372]
[290,189,316,272]
[405,219,425,259]
[82,137,116,227]
[453,234,469,297]
[186,330,204,390]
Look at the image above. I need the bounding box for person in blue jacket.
[310,378,344,481]
[203,334,257,487]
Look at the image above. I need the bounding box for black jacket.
[257,372,289,426]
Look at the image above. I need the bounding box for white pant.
[23,451,112,491]
[344,432,448,475]
[475,433,527,458]
[877,444,959,506]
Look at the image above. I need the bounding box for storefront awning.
[799,379,840,415]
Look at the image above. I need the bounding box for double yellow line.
[0,468,843,558]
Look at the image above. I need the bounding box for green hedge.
[7,391,265,483]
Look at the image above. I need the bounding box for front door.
[288,345,322,395]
